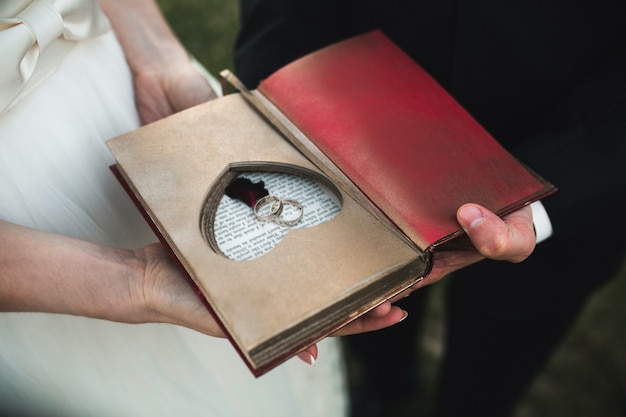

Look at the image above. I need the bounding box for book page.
[214,172,341,261]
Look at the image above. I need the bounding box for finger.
[457,204,535,263]
[169,74,218,113]
[388,288,419,304]
[332,305,408,336]
[296,344,318,366]
[365,300,392,317]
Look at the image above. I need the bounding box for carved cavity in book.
[200,162,342,261]
[223,178,305,226]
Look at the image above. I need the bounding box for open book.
[107,30,556,376]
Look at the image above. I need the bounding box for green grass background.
[157,1,626,416]
[158,0,239,79]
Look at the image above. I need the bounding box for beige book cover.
[107,93,428,376]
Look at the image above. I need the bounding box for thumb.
[457,204,535,263]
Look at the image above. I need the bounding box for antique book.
[107,30,556,376]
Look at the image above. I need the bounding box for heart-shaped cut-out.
[200,162,342,261]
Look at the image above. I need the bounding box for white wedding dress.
[0,3,347,416]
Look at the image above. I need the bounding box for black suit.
[234,1,626,415]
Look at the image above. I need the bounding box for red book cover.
[257,30,556,251]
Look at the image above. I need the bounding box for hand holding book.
[120,177,538,366]
[130,240,410,362]
[386,203,536,300]
[108,31,554,375]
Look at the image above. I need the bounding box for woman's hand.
[132,63,217,125]
[132,243,226,337]
[98,0,217,124]
[134,242,413,364]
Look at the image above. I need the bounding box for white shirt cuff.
[530,200,553,243]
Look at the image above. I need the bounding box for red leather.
[259,30,556,249]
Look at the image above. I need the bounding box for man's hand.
[402,203,536,297]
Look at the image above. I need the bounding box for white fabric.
[0,27,347,417]
[0,0,109,114]
[530,200,553,243]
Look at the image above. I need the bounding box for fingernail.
[398,310,409,323]
[298,352,316,367]
[459,206,484,229]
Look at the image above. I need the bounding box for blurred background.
[157,0,239,85]
[157,1,626,416]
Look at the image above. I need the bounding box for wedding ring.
[253,195,303,227]
[254,195,283,223]
[275,199,303,226]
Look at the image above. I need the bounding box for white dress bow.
[0,0,110,114]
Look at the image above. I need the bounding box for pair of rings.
[253,195,303,227]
